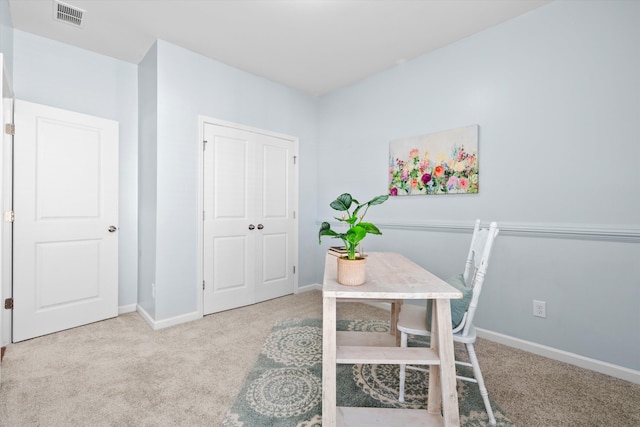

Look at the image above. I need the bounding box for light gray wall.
[317,0,640,371]
[137,42,158,317]
[148,40,318,320]
[0,0,13,79]
[12,30,139,309]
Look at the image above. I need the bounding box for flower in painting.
[409,148,419,159]
[421,173,431,185]
[401,166,409,181]
[454,161,466,172]
[390,187,398,196]
[436,152,446,164]
[467,155,476,167]
[447,159,455,169]
[447,176,458,190]
[457,146,467,162]
[419,158,428,172]
[433,165,445,178]
[458,177,470,191]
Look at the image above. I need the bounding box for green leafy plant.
[318,193,389,260]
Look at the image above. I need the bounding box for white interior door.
[202,122,296,315]
[254,133,296,303]
[203,124,256,313]
[13,100,118,342]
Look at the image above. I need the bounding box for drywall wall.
[317,0,640,371]
[137,42,159,318]
[0,0,12,79]
[147,40,318,321]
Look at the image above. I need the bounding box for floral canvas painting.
[389,125,479,196]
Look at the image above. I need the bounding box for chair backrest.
[456,220,499,336]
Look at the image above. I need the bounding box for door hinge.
[203,140,207,150]
[5,123,15,135]
[4,298,13,310]
[4,211,14,222]
[203,280,205,290]
[293,266,296,274]
[293,155,297,165]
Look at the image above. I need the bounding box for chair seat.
[397,303,477,344]
[397,303,431,335]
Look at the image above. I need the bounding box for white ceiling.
[8,0,551,95]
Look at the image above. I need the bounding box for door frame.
[196,116,299,317]
[0,55,13,349]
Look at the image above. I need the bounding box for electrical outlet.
[533,300,546,318]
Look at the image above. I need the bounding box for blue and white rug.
[223,318,513,426]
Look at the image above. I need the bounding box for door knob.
[108,226,118,233]
[248,224,255,230]
[257,224,264,230]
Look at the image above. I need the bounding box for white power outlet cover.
[533,300,546,318]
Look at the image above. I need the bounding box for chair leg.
[466,343,496,425]
[398,331,408,402]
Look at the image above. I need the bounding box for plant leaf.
[345,225,367,246]
[318,222,339,243]
[367,194,389,206]
[359,222,382,235]
[330,193,352,211]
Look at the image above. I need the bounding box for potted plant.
[318,193,389,285]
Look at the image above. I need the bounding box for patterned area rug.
[223,318,513,426]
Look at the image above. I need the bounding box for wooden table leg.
[322,295,337,427]
[390,299,402,345]
[434,299,460,427]
[427,299,442,415]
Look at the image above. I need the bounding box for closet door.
[254,133,296,304]
[202,123,295,315]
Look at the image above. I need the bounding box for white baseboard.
[219,282,640,384]
[136,305,201,331]
[322,296,640,384]
[118,304,137,314]
[296,283,322,293]
[296,285,393,311]
[362,301,393,311]
[136,304,155,329]
[476,328,640,385]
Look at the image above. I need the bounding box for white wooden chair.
[397,220,499,425]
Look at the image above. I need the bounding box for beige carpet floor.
[0,290,638,426]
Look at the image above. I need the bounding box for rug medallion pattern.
[223,318,513,426]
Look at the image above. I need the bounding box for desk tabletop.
[323,252,463,300]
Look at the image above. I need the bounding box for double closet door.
[202,122,296,315]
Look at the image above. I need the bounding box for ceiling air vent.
[53,0,85,27]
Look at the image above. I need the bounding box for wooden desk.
[322,252,462,427]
